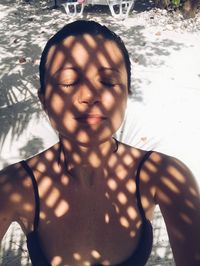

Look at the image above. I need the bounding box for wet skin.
[42,34,128,147]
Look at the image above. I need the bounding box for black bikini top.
[20,151,153,266]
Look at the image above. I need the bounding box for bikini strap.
[135,151,153,221]
[20,160,40,232]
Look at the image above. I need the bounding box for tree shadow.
[146,207,175,265]
[0,222,31,266]
[19,137,45,159]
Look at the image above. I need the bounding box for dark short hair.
[39,20,131,94]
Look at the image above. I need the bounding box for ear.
[38,90,46,110]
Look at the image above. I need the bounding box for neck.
[58,136,118,186]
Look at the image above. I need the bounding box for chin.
[58,124,118,145]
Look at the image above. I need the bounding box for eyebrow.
[53,66,79,77]
[99,67,120,73]
[52,66,120,78]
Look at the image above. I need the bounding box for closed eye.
[101,81,116,87]
[58,80,78,88]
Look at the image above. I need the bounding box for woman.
[0,20,199,266]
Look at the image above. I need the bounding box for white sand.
[0,0,200,265]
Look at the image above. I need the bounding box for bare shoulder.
[116,142,199,196]
[0,142,60,207]
[147,151,200,266]
[26,142,60,174]
[0,161,33,239]
[144,150,200,217]
[0,143,59,237]
[0,162,28,209]
[150,151,200,204]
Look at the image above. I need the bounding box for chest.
[37,177,143,265]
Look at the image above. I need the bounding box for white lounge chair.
[62,0,135,17]
[87,0,135,17]
[107,0,135,18]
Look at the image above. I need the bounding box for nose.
[78,83,100,106]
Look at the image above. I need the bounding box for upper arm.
[0,163,35,240]
[154,155,200,266]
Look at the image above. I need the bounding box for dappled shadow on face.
[43,33,128,146]
[1,34,199,265]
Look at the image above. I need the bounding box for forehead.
[45,34,126,73]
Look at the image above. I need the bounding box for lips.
[75,114,107,125]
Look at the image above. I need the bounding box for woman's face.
[43,34,128,146]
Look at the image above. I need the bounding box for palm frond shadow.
[0,222,31,266]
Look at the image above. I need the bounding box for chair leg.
[107,0,135,18]
[62,2,85,16]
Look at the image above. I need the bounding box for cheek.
[102,92,115,111]
[102,90,127,113]
[49,94,65,115]
[102,91,127,131]
[44,91,76,132]
[48,109,77,135]
[44,84,74,116]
